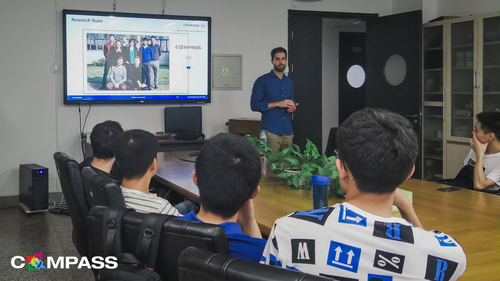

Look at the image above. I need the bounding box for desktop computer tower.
[19,164,48,212]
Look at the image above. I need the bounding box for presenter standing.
[251,47,298,155]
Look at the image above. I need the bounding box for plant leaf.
[276,172,289,179]
[301,171,313,178]
[284,157,299,166]
[292,174,300,187]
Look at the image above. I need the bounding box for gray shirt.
[110,65,127,85]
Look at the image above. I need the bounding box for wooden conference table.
[154,151,500,280]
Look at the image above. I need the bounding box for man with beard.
[250,47,298,155]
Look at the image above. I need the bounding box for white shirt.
[261,202,466,281]
[463,149,500,190]
[120,187,179,216]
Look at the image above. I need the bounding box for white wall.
[437,0,500,18]
[322,20,340,153]
[1,0,499,197]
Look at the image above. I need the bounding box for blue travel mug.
[312,175,330,209]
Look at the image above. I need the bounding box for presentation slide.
[64,10,210,104]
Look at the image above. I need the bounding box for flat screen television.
[63,9,211,104]
[164,106,202,134]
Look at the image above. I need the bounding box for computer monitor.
[164,106,202,134]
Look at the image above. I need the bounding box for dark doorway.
[338,32,366,125]
[365,10,423,178]
[288,10,422,178]
[288,10,377,150]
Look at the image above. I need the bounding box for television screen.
[164,106,202,134]
[63,9,211,104]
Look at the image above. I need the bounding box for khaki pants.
[266,131,293,155]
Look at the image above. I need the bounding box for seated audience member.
[114,129,179,216]
[261,108,466,280]
[454,111,500,191]
[80,120,123,182]
[179,133,266,262]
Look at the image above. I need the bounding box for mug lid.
[311,175,330,185]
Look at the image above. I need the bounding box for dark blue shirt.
[179,211,266,262]
[151,44,161,60]
[141,46,153,63]
[250,70,294,136]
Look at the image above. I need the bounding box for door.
[365,10,423,178]
[339,32,366,125]
[288,13,323,150]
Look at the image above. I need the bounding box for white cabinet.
[422,11,500,180]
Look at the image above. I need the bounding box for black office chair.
[81,166,126,207]
[178,246,334,281]
[87,206,229,281]
[324,127,338,157]
[53,152,91,256]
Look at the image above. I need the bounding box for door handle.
[406,114,419,118]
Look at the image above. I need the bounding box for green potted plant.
[267,139,343,196]
[245,134,272,159]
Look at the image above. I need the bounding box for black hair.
[151,36,156,40]
[195,133,262,219]
[271,47,287,60]
[89,120,123,160]
[114,129,159,180]
[476,111,500,139]
[337,108,419,194]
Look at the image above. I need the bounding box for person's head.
[114,129,159,180]
[134,56,141,66]
[115,40,122,48]
[270,47,287,73]
[136,35,141,42]
[336,108,419,194]
[116,56,124,66]
[151,36,157,45]
[129,38,135,47]
[109,34,115,43]
[474,111,500,144]
[194,133,262,219]
[122,36,127,43]
[90,120,124,160]
[142,38,149,46]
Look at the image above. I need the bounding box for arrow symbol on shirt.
[346,215,363,223]
[334,246,342,261]
[342,208,363,223]
[346,250,355,265]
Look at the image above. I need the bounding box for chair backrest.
[53,151,91,256]
[87,205,229,281]
[178,247,334,281]
[324,127,338,157]
[81,166,126,208]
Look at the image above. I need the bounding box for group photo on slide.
[85,33,170,92]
